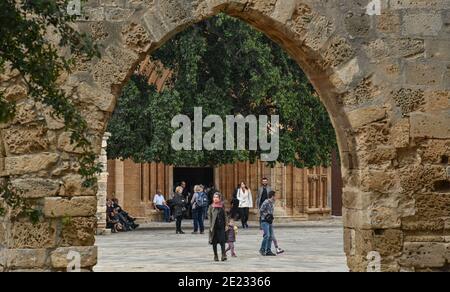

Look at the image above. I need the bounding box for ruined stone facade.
[0,0,450,272]
[106,159,333,222]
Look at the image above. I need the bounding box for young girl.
[225,219,239,257]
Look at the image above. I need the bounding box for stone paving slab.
[95,222,347,272]
[133,217,343,231]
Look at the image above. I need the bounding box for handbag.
[264,213,274,224]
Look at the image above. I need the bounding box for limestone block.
[11,101,38,125]
[402,216,446,232]
[419,139,450,164]
[4,249,48,269]
[320,37,355,69]
[8,222,57,249]
[404,235,446,243]
[50,246,97,269]
[414,193,450,219]
[400,164,446,193]
[76,83,116,112]
[344,12,370,38]
[342,188,373,210]
[331,57,360,89]
[4,84,27,101]
[41,106,65,130]
[360,169,397,193]
[60,174,96,197]
[270,0,296,23]
[343,208,372,229]
[390,118,410,148]
[423,91,450,112]
[57,132,83,154]
[373,229,403,256]
[402,13,442,36]
[303,14,334,51]
[59,217,96,247]
[121,22,152,53]
[80,105,107,131]
[376,11,401,34]
[347,106,386,129]
[390,0,450,10]
[3,153,59,176]
[410,111,450,139]
[104,7,134,22]
[425,40,450,60]
[92,58,129,92]
[10,178,61,199]
[404,61,443,86]
[400,242,446,268]
[2,125,49,155]
[43,196,97,218]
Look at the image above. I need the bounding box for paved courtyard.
[94,220,347,272]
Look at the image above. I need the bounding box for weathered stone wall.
[0,0,449,272]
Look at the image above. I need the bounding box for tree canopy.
[107,14,336,168]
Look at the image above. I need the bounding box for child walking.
[225,219,239,257]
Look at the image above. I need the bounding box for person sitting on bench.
[153,190,171,223]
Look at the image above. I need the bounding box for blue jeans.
[156,205,171,222]
[260,222,273,254]
[192,206,205,232]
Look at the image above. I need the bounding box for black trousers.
[176,216,183,232]
[239,207,249,226]
[213,243,226,257]
[230,205,239,220]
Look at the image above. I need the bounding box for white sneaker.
[276,248,285,254]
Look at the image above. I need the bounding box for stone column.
[271,164,287,218]
[96,132,111,235]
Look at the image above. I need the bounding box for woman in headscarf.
[208,192,228,262]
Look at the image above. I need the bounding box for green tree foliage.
[107,14,336,168]
[0,0,100,218]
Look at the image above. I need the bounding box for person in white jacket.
[237,182,253,229]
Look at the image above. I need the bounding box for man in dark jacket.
[256,178,272,229]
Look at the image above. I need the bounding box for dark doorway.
[173,167,214,194]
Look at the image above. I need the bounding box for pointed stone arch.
[1,0,449,272]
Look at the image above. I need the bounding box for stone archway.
[1,0,449,272]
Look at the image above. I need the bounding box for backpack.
[195,192,209,208]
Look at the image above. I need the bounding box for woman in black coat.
[230,185,240,220]
[173,186,187,234]
[208,192,228,262]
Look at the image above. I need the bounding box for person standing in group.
[225,218,239,258]
[173,186,187,234]
[256,177,272,229]
[180,181,192,219]
[230,184,241,220]
[208,192,228,262]
[237,182,253,229]
[259,191,277,256]
[153,190,171,223]
[205,183,217,219]
[191,185,208,234]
